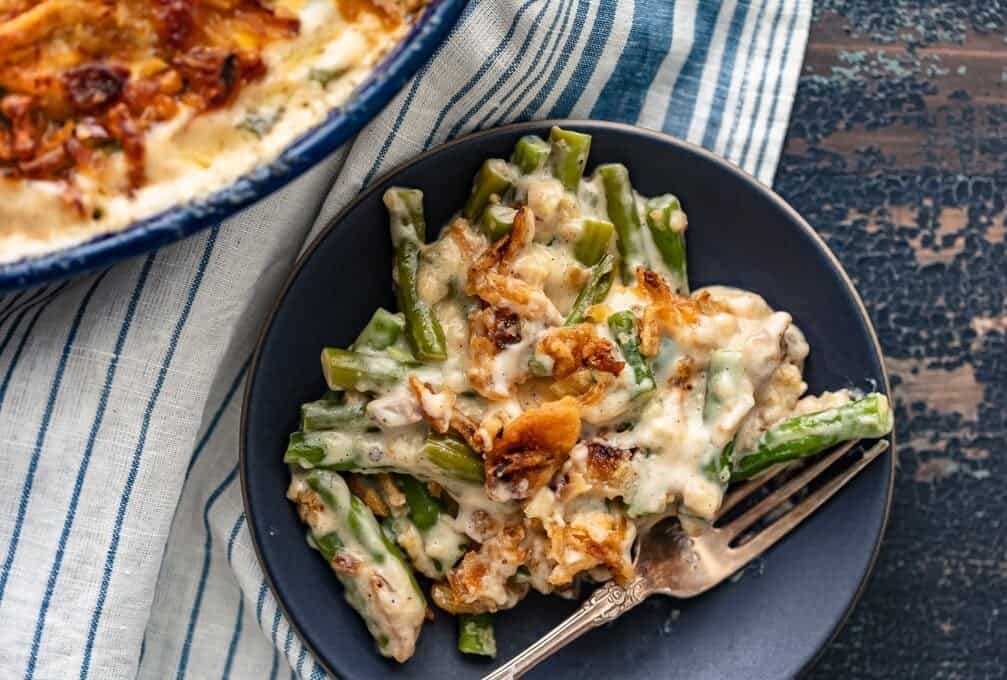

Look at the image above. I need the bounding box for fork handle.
[481,577,650,680]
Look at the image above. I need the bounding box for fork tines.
[717,439,889,561]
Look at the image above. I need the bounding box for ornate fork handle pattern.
[482,576,651,680]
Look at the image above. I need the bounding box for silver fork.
[483,438,890,680]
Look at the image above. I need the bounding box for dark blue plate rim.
[239,118,895,678]
[0,0,467,292]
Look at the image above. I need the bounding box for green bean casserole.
[283,126,894,662]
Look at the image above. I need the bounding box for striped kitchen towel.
[0,1,811,678]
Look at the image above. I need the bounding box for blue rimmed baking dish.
[0,0,467,292]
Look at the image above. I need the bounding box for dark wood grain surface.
[774,2,1006,677]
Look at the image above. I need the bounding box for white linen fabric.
[0,1,812,677]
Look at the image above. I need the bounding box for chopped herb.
[309,67,349,87]
[238,108,284,138]
[528,357,552,377]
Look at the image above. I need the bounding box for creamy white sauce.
[390,513,467,579]
[487,319,541,396]
[579,357,636,425]
[367,387,423,428]
[431,299,473,393]
[512,243,587,315]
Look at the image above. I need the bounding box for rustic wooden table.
[773,3,1006,677]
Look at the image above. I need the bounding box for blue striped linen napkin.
[0,1,811,677]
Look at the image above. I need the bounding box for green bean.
[305,473,417,573]
[395,474,441,531]
[295,430,486,489]
[548,126,591,192]
[311,531,343,562]
[703,439,735,486]
[300,397,370,432]
[347,495,394,563]
[320,347,414,393]
[458,614,497,658]
[397,238,446,360]
[284,432,327,467]
[511,134,551,174]
[421,433,485,484]
[645,194,689,294]
[384,188,447,361]
[353,308,406,352]
[732,393,894,481]
[463,159,514,222]
[385,186,427,241]
[480,204,517,241]
[291,431,384,471]
[285,430,384,470]
[598,163,648,283]
[565,253,615,325]
[608,310,655,398]
[574,218,615,266]
[294,469,425,662]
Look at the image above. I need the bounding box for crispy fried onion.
[431,523,529,614]
[407,375,456,434]
[291,484,325,525]
[531,324,625,406]
[484,397,581,501]
[488,308,522,348]
[346,474,390,517]
[548,369,617,407]
[634,268,722,356]
[447,217,485,260]
[465,208,562,400]
[466,304,527,401]
[346,472,409,519]
[466,206,561,323]
[329,552,363,575]
[407,376,486,452]
[536,323,625,379]
[541,506,636,586]
[667,354,697,389]
[553,441,637,504]
[291,484,362,574]
[470,271,560,321]
[583,440,636,491]
[467,306,502,400]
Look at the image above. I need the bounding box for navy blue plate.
[241,120,894,680]
[0,0,467,292]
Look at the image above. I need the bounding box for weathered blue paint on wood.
[777,3,1006,677]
